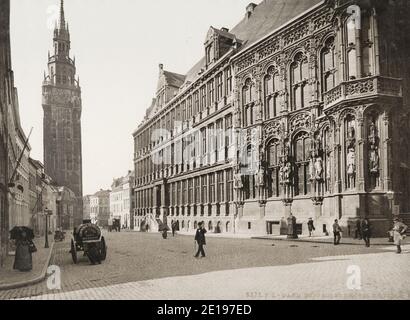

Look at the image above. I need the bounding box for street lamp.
[44,208,53,248]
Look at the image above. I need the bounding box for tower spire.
[59,0,66,30]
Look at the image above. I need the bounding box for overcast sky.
[10,0,252,195]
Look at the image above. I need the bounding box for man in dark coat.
[333,219,342,245]
[361,218,371,247]
[194,222,207,258]
[307,218,315,237]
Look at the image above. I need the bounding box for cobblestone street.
[0,231,408,300]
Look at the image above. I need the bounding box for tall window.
[321,37,338,94]
[177,182,181,206]
[182,101,187,122]
[225,114,233,159]
[201,128,207,165]
[182,180,187,205]
[209,173,215,203]
[187,96,193,119]
[208,80,215,108]
[206,45,213,65]
[290,53,309,111]
[216,72,224,101]
[346,16,358,79]
[195,177,200,203]
[188,179,193,205]
[226,169,234,202]
[361,13,373,77]
[193,92,199,116]
[225,68,232,95]
[293,132,311,196]
[200,86,206,112]
[216,119,223,157]
[201,176,208,203]
[264,67,281,119]
[267,139,281,198]
[242,78,255,126]
[217,171,224,203]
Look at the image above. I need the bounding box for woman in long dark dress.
[13,231,34,272]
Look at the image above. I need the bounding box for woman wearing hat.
[393,218,408,254]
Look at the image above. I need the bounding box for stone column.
[357,116,366,192]
[382,111,392,191]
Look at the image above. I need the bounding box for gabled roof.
[184,0,323,84]
[163,71,186,89]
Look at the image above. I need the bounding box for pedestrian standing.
[333,219,342,245]
[194,222,207,258]
[172,222,176,237]
[361,218,371,247]
[393,218,408,254]
[307,218,315,237]
[355,218,362,240]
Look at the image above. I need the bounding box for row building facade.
[133,0,410,237]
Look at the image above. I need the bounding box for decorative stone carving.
[283,23,310,47]
[290,113,311,132]
[368,120,380,174]
[264,120,282,141]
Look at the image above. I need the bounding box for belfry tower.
[42,0,83,227]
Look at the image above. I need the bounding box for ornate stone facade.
[42,1,83,226]
[133,0,410,237]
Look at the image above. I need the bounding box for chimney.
[159,63,164,72]
[221,27,229,33]
[246,3,257,19]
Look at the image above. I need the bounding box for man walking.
[361,218,371,247]
[333,219,342,245]
[307,218,315,237]
[194,222,207,258]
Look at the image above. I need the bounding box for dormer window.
[206,44,213,65]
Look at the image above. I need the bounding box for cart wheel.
[100,237,107,261]
[71,239,78,264]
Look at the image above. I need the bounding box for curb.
[0,242,55,291]
[251,237,397,246]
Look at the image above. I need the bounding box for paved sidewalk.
[0,236,54,290]
[20,245,410,300]
[252,235,405,246]
[175,231,402,246]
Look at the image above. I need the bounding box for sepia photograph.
[0,0,409,307]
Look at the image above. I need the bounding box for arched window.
[321,37,338,95]
[267,139,281,198]
[264,67,281,119]
[346,16,358,80]
[290,53,309,111]
[243,145,257,200]
[242,79,255,126]
[293,132,312,196]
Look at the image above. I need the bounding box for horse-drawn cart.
[70,222,107,265]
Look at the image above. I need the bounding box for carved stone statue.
[234,172,243,189]
[347,126,356,149]
[314,157,323,181]
[280,161,292,185]
[309,155,315,181]
[368,121,380,174]
[369,144,380,174]
[347,148,356,177]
